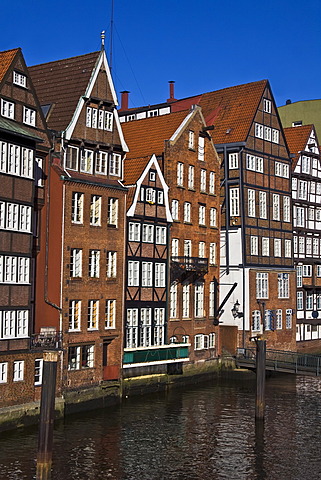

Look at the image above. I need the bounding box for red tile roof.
[0,48,19,83]
[283,125,314,160]
[123,155,152,185]
[122,109,189,177]
[172,80,268,144]
[29,52,100,132]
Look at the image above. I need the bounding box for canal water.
[1,373,321,480]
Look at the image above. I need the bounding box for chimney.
[167,81,176,103]
[120,91,130,111]
[286,99,292,105]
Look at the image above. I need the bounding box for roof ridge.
[29,51,100,69]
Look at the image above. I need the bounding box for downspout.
[121,194,127,391]
[238,148,246,349]
[223,145,230,275]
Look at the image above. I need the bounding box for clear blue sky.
[1,0,320,108]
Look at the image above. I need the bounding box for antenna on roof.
[101,30,105,50]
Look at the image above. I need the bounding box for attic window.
[149,171,156,181]
[13,71,26,88]
[292,121,302,127]
[263,99,271,113]
[147,110,158,118]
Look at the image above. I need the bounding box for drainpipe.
[238,148,246,349]
[223,145,230,275]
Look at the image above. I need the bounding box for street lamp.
[231,300,243,318]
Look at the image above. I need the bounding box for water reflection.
[0,374,321,479]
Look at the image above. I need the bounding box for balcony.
[30,330,62,351]
[123,343,189,368]
[171,256,208,282]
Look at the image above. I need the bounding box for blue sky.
[1,0,320,108]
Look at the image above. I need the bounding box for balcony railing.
[30,331,62,350]
[171,256,208,282]
[123,343,189,367]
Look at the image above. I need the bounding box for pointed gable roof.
[0,48,19,83]
[122,109,189,160]
[29,52,100,132]
[283,125,315,162]
[171,79,268,144]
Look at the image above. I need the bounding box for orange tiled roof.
[122,109,189,161]
[123,155,152,186]
[0,48,19,83]
[283,125,314,161]
[171,80,268,144]
[29,52,100,132]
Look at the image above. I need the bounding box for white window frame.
[256,272,268,299]
[89,250,100,278]
[105,300,116,329]
[1,99,14,119]
[128,261,139,286]
[230,187,240,216]
[106,251,117,278]
[13,360,24,382]
[87,299,99,330]
[23,106,36,126]
[278,273,289,299]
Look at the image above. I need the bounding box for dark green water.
[0,374,321,479]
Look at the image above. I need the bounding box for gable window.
[69,300,81,330]
[177,162,184,186]
[106,251,117,278]
[70,248,82,277]
[104,111,113,131]
[89,250,100,278]
[146,188,156,203]
[264,126,271,141]
[110,153,121,176]
[13,71,26,87]
[71,192,84,224]
[88,300,99,330]
[90,195,101,226]
[209,172,215,194]
[92,108,97,128]
[157,191,164,204]
[246,154,264,173]
[198,136,205,161]
[65,146,79,170]
[255,123,263,139]
[230,187,240,216]
[272,129,279,144]
[256,272,268,299]
[147,110,158,117]
[96,151,108,175]
[1,99,14,119]
[23,107,36,126]
[80,149,94,174]
[184,202,191,223]
[171,200,179,221]
[263,98,271,113]
[129,222,141,241]
[229,153,238,169]
[86,107,93,127]
[105,300,116,329]
[107,198,118,227]
[188,130,194,149]
[248,189,256,217]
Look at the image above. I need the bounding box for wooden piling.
[36,351,58,480]
[255,339,266,420]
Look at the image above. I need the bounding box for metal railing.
[236,348,321,376]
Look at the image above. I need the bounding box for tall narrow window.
[210,208,217,227]
[184,202,191,223]
[273,194,280,221]
[195,283,204,317]
[274,239,281,257]
[200,169,207,192]
[184,240,192,257]
[229,153,238,169]
[171,238,179,257]
[141,308,152,347]
[13,361,24,382]
[188,131,194,149]
[199,205,206,225]
[106,251,117,278]
[171,200,179,221]
[142,262,153,287]
[107,198,118,227]
[65,146,79,170]
[182,284,190,318]
[259,191,267,219]
[70,249,82,277]
[80,149,93,174]
[283,196,290,222]
[248,189,256,217]
[105,300,116,329]
[177,162,184,186]
[128,261,139,286]
[154,308,165,346]
[96,151,108,174]
[110,153,121,176]
[155,263,166,287]
[209,243,216,265]
[250,236,258,255]
[69,300,81,330]
[209,172,215,194]
[170,283,178,318]
[262,237,269,256]
[88,300,99,329]
[188,165,195,189]
[256,273,268,299]
[230,188,240,216]
[278,273,289,299]
[90,195,101,226]
[89,250,100,278]
[198,136,205,161]
[126,309,138,348]
[71,192,84,224]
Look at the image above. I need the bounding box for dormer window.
[23,107,36,126]
[1,99,14,119]
[86,106,113,131]
[147,110,158,117]
[13,71,26,88]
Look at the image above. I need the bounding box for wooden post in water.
[36,351,58,480]
[255,339,266,420]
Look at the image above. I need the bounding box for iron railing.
[30,331,63,351]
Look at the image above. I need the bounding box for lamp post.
[231,300,243,319]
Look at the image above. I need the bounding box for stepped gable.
[29,52,100,132]
[0,48,19,82]
[283,124,315,163]
[173,79,268,144]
